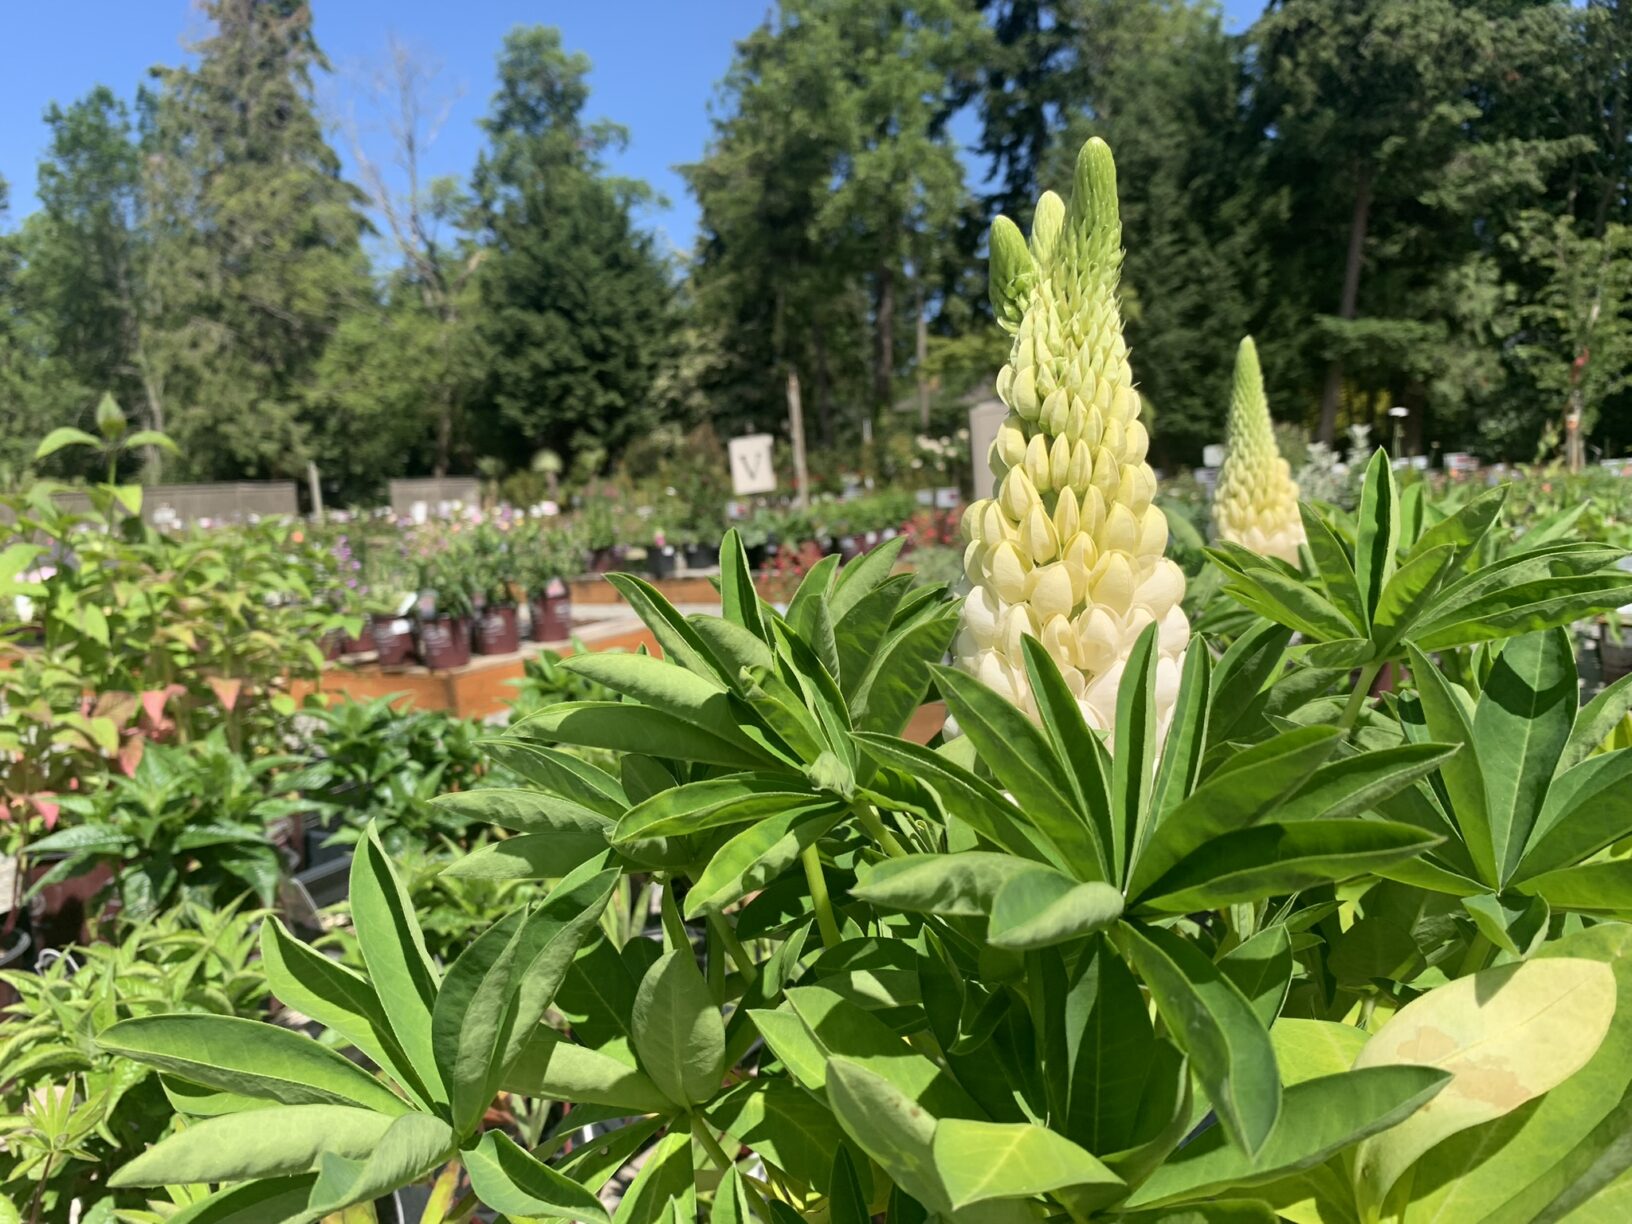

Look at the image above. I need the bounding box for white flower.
[1213,336,1306,565]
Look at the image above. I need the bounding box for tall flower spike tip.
[958,138,1188,741]
[1212,336,1306,566]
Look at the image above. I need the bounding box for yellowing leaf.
[1352,956,1617,1213]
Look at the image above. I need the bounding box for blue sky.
[0,1,1264,255]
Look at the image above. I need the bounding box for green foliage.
[0,902,268,1218]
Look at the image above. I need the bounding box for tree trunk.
[915,279,930,430]
[1318,162,1373,446]
[873,262,895,424]
[811,314,835,449]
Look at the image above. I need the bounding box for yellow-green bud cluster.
[1213,337,1305,565]
[958,138,1188,737]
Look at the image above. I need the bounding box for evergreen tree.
[140,0,372,479]
[470,27,673,470]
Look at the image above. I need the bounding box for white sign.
[729,434,777,495]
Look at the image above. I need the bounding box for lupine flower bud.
[1213,337,1306,565]
[960,138,1189,739]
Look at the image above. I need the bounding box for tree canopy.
[3,0,1631,498]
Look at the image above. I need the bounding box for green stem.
[691,1114,775,1220]
[660,877,689,953]
[706,916,725,1003]
[1456,932,1494,978]
[855,803,907,858]
[801,844,842,949]
[707,912,758,987]
[1340,661,1385,732]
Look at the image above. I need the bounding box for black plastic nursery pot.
[370,614,416,667]
[684,542,720,569]
[474,604,521,656]
[529,588,572,642]
[647,545,678,579]
[418,615,471,670]
[1601,624,1632,685]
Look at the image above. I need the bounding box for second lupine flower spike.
[1213,336,1306,566]
[958,137,1189,740]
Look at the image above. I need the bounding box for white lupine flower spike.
[1213,336,1306,565]
[958,138,1189,741]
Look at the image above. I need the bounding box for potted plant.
[415,547,474,670]
[363,544,420,668]
[517,518,577,643]
[470,523,521,656]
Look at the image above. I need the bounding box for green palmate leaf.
[1272,741,1459,824]
[612,1130,695,1224]
[833,575,910,697]
[518,700,775,769]
[691,612,777,679]
[684,800,844,918]
[1218,568,1359,642]
[432,787,613,836]
[1121,1202,1278,1223]
[1368,544,1455,659]
[933,662,1101,881]
[258,920,429,1109]
[1150,644,1211,822]
[932,1118,1122,1210]
[604,572,731,685]
[987,867,1123,949]
[1114,622,1161,875]
[826,1057,949,1215]
[1517,751,1632,880]
[351,826,443,1100]
[1019,635,1116,879]
[832,536,908,621]
[632,948,726,1108]
[847,606,958,737]
[33,426,101,459]
[1462,892,1550,958]
[1405,924,1632,1224]
[1408,484,1506,569]
[555,652,760,750]
[854,733,1054,865]
[304,1113,454,1218]
[1353,449,1399,625]
[497,863,622,1070]
[780,985,981,1118]
[719,528,769,642]
[1220,927,1294,1031]
[107,1105,398,1187]
[827,1145,873,1224]
[613,774,823,842]
[122,428,179,452]
[503,1030,671,1113]
[1300,502,1365,631]
[1207,622,1293,748]
[480,738,627,816]
[465,1130,611,1224]
[852,851,1038,918]
[154,1176,319,1224]
[1352,955,1619,1215]
[787,553,841,629]
[1474,629,1576,883]
[1127,1066,1449,1209]
[1135,819,1440,913]
[1127,726,1340,902]
[1562,670,1632,772]
[1414,575,1632,651]
[741,663,830,762]
[1115,923,1281,1156]
[99,1015,409,1116]
[438,831,609,880]
[1269,1019,1369,1087]
[709,1077,853,1192]
[1406,645,1495,886]
[433,910,529,1135]
[1518,860,1632,913]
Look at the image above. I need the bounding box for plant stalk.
[800,844,842,948]
[855,802,907,858]
[707,912,758,987]
[691,1114,775,1220]
[1340,661,1385,732]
